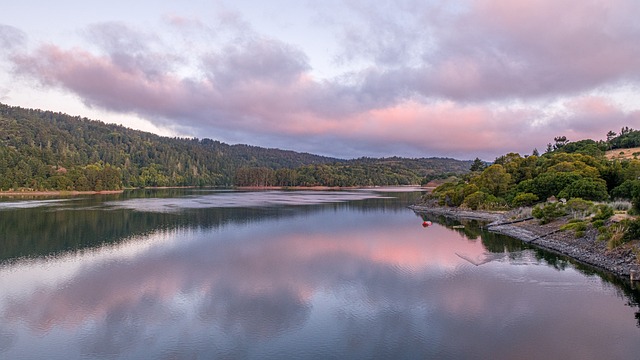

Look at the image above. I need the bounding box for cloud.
[332,0,640,102]
[203,37,310,87]
[6,1,640,159]
[0,24,26,50]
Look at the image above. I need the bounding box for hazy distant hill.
[0,103,471,190]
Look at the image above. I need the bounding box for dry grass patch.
[606,147,640,160]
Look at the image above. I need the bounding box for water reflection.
[1,190,639,359]
[0,190,419,262]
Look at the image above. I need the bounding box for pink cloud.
[6,1,640,159]
[1,221,482,334]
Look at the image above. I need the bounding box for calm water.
[1,188,639,359]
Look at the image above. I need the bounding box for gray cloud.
[331,0,640,102]
[0,24,26,50]
[6,1,640,159]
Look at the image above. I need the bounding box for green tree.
[470,157,486,172]
[474,164,512,198]
[532,202,566,224]
[557,178,609,201]
[511,192,539,207]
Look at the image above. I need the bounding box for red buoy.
[422,221,432,227]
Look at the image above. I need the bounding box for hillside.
[606,147,640,160]
[0,103,471,190]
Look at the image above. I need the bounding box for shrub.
[607,223,628,250]
[462,191,488,210]
[512,192,539,207]
[609,200,633,211]
[565,198,593,219]
[557,178,609,202]
[532,202,566,224]
[611,180,640,199]
[560,220,588,238]
[462,191,507,210]
[592,204,614,222]
[623,218,640,242]
[611,180,640,213]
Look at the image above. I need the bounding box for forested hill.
[0,103,471,190]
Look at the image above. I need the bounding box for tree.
[526,171,582,200]
[512,192,539,207]
[545,143,553,153]
[532,202,566,224]
[470,157,486,172]
[553,136,569,150]
[474,164,512,198]
[558,178,609,201]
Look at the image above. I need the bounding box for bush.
[532,202,566,224]
[557,178,609,202]
[462,191,507,210]
[592,204,614,222]
[611,180,640,212]
[609,200,633,211]
[462,191,488,210]
[565,198,593,219]
[623,218,640,242]
[560,220,588,238]
[512,192,539,207]
[607,223,628,250]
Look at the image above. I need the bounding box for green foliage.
[606,223,628,250]
[556,139,606,157]
[532,202,567,224]
[469,157,486,172]
[462,191,488,210]
[0,103,473,190]
[622,218,640,242]
[557,178,609,201]
[511,192,539,207]
[611,180,640,199]
[592,204,614,222]
[565,198,594,219]
[522,171,582,200]
[433,182,467,207]
[473,164,512,197]
[560,220,587,238]
[609,127,640,149]
[461,191,506,211]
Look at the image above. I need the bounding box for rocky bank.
[410,205,640,281]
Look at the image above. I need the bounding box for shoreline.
[410,205,640,281]
[0,190,124,197]
[0,185,430,197]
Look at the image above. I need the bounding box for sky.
[1,0,639,160]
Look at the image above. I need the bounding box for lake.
[1,188,639,359]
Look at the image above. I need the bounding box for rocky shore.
[410,205,640,280]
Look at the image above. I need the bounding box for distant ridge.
[0,102,471,190]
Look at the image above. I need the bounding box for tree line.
[0,103,471,191]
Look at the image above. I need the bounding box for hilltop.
[0,103,471,191]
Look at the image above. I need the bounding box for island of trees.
[0,103,471,191]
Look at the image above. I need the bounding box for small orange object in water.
[422,221,432,227]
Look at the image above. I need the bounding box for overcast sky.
[1,0,639,160]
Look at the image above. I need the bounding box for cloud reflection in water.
[0,191,639,358]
